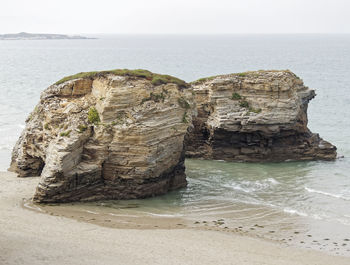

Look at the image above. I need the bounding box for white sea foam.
[311,214,322,220]
[84,210,99,215]
[266,178,279,185]
[109,213,140,218]
[283,208,308,217]
[335,218,350,226]
[228,184,253,193]
[147,212,183,218]
[305,187,350,201]
[23,202,43,212]
[225,178,280,193]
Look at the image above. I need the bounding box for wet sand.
[1,171,350,265]
[24,196,350,256]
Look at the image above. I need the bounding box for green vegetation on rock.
[33,105,39,113]
[60,130,71,137]
[249,107,262,114]
[182,111,189,123]
[78,124,87,133]
[235,97,261,113]
[55,72,99,85]
[88,107,100,124]
[231,92,242,100]
[55,69,188,88]
[141,92,166,104]
[151,74,186,87]
[239,100,249,108]
[192,71,249,83]
[178,97,190,109]
[193,76,217,83]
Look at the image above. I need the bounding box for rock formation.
[185,70,336,162]
[9,69,337,203]
[9,70,194,202]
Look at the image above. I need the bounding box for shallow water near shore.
[2,34,350,256]
[25,158,350,256]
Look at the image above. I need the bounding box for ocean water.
[1,34,350,255]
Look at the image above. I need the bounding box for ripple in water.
[305,187,350,201]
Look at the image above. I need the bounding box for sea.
[1,34,350,255]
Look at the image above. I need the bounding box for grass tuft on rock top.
[192,70,293,84]
[151,74,186,87]
[55,69,188,88]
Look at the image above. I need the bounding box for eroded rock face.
[185,70,337,162]
[10,69,337,203]
[10,71,194,202]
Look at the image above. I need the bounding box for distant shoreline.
[0,32,96,40]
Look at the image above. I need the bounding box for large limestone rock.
[9,70,194,202]
[185,70,337,161]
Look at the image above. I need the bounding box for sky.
[1,0,350,34]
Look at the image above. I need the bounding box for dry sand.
[1,171,349,265]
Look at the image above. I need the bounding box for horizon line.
[2,32,350,35]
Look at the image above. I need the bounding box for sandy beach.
[0,171,349,265]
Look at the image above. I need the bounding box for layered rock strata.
[185,70,336,162]
[9,70,194,202]
[10,69,337,203]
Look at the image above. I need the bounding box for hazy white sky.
[1,0,349,34]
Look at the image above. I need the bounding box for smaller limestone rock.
[185,70,337,162]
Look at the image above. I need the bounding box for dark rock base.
[185,127,337,162]
[33,161,187,203]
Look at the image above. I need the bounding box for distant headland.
[0,32,95,40]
